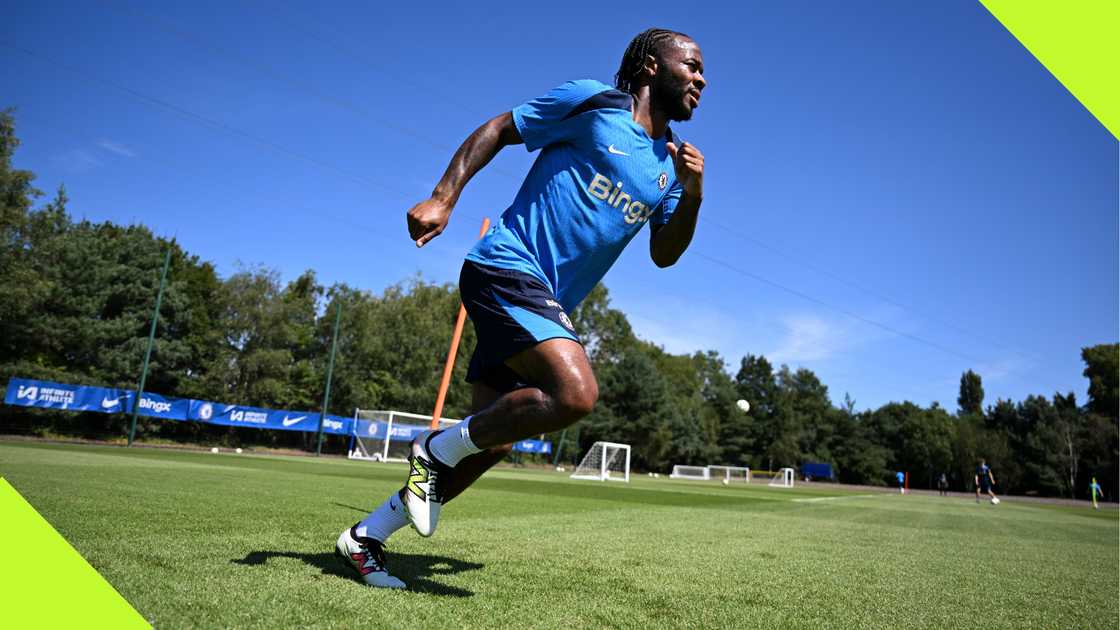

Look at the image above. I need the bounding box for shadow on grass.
[332,502,370,514]
[233,549,483,597]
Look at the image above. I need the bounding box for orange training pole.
[431,217,491,429]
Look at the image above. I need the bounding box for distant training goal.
[708,465,750,483]
[571,441,631,482]
[348,409,460,463]
[670,465,710,481]
[750,467,795,487]
[669,465,750,482]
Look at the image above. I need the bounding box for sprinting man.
[1089,477,1102,509]
[335,28,707,588]
[975,459,998,504]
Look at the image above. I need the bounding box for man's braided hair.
[614,28,690,94]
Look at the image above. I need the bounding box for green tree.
[1079,345,1119,501]
[832,401,891,485]
[323,277,475,419]
[0,109,47,367]
[957,369,984,416]
[1082,344,1118,418]
[733,355,778,469]
[587,343,676,470]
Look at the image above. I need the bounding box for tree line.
[1,110,1116,499]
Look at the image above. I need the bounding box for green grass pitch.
[1,441,1116,628]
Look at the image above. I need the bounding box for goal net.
[669,465,710,481]
[570,441,630,482]
[707,465,750,483]
[750,467,795,487]
[349,409,460,463]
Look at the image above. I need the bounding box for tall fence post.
[316,301,342,456]
[129,246,172,446]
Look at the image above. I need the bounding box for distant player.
[975,459,998,504]
[1089,477,1102,509]
[937,472,948,496]
[335,28,707,588]
[895,471,905,494]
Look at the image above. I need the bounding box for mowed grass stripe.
[1,441,1115,629]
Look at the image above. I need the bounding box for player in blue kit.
[975,459,998,504]
[336,28,707,588]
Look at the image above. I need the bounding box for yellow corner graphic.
[0,478,149,628]
[981,0,1119,140]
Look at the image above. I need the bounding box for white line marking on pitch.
[792,494,877,503]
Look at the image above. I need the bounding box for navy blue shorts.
[460,260,581,392]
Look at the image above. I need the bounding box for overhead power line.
[2,39,999,369]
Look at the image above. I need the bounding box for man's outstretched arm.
[406,112,523,247]
[650,141,704,267]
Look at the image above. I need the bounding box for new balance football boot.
[334,526,405,589]
[402,430,450,537]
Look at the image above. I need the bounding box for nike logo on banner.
[607,145,628,156]
[101,396,123,409]
[281,415,306,427]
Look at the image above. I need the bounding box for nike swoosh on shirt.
[607,145,629,156]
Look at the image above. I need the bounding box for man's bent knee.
[552,380,598,424]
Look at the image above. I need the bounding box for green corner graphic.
[0,478,149,628]
[980,0,1119,140]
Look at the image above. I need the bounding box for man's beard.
[652,71,693,122]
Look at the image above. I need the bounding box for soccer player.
[937,472,948,496]
[336,28,707,588]
[975,459,998,504]
[1089,477,1102,509]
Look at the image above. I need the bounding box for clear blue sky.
[4,1,1117,412]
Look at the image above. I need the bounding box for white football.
[209,447,219,454]
[235,448,243,454]
[736,399,751,413]
[722,478,730,486]
[991,497,1000,505]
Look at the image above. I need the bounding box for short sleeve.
[512,80,611,152]
[651,180,683,226]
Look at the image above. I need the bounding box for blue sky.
[4,1,1117,412]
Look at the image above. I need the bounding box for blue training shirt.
[466,80,684,312]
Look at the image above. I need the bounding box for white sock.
[427,416,482,467]
[355,492,409,542]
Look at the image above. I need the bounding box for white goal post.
[707,465,750,483]
[669,465,710,480]
[348,409,460,463]
[749,467,795,487]
[571,441,630,482]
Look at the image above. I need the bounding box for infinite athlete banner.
[187,401,352,435]
[4,378,133,414]
[4,378,546,449]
